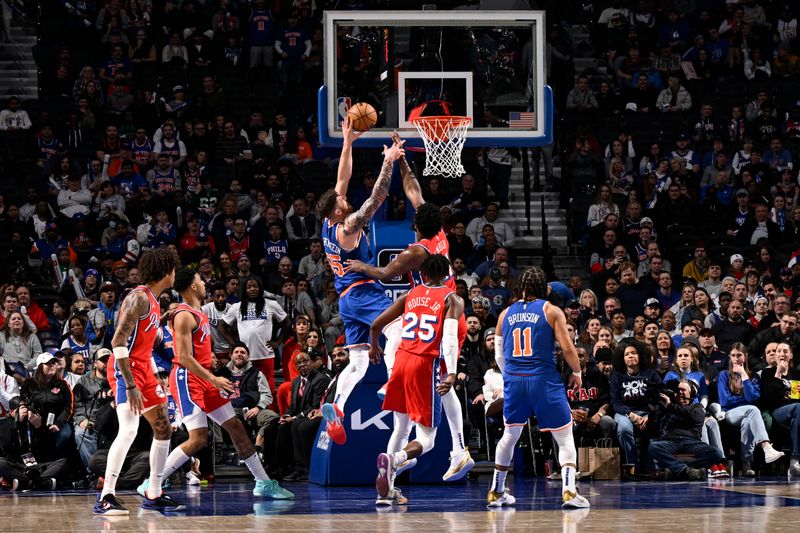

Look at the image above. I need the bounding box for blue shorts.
[503,372,572,431]
[339,281,392,348]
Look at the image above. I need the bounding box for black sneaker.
[141,493,186,512]
[94,493,129,515]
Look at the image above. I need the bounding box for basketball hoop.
[410,115,471,179]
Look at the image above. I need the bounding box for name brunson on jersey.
[507,312,541,326]
[323,237,340,254]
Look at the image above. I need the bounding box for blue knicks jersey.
[502,299,556,375]
[322,218,373,294]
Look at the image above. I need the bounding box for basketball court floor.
[5,476,800,532]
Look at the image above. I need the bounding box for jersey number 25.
[401,313,438,342]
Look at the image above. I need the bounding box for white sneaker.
[764,445,785,464]
[396,458,418,476]
[487,488,516,507]
[562,490,590,509]
[443,450,475,481]
[548,471,562,480]
[186,470,201,485]
[375,488,408,506]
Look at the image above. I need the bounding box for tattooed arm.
[110,289,149,414]
[391,131,424,209]
[341,141,405,236]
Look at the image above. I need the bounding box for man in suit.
[263,351,330,480]
[289,345,350,480]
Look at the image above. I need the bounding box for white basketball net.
[411,116,472,179]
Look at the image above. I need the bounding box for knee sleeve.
[388,413,413,454]
[116,403,140,442]
[495,425,524,467]
[349,347,369,375]
[415,425,438,455]
[551,426,577,466]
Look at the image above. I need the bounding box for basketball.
[347,102,378,131]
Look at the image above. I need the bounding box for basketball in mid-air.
[347,102,378,131]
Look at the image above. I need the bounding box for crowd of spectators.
[2,0,800,490]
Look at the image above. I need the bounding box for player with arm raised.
[316,117,405,445]
[369,254,464,506]
[137,267,294,502]
[487,266,590,510]
[346,132,473,481]
[94,248,183,515]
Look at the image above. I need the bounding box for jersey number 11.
[512,327,533,358]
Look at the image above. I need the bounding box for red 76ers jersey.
[408,229,456,291]
[128,286,161,367]
[170,303,213,370]
[398,284,453,359]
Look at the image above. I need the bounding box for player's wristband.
[113,346,130,360]
[126,385,136,390]
[572,370,582,377]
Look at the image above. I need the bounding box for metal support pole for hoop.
[522,147,532,236]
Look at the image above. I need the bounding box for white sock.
[243,452,269,482]
[491,469,507,492]
[392,450,408,465]
[333,348,368,409]
[161,446,190,480]
[101,403,139,498]
[442,387,466,454]
[562,465,577,493]
[146,439,171,499]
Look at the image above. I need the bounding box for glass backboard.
[319,10,552,148]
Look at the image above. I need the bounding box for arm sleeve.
[494,334,505,372]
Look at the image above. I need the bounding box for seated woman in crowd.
[0,311,43,384]
[21,352,74,462]
[759,342,800,476]
[718,343,784,476]
[651,331,676,377]
[611,339,660,477]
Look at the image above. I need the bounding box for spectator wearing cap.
[56,175,93,219]
[697,328,728,373]
[643,297,661,321]
[86,281,120,349]
[20,353,74,462]
[481,267,512,317]
[82,269,101,303]
[0,396,70,491]
[72,348,112,468]
[109,260,128,288]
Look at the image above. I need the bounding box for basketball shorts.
[339,282,392,348]
[383,349,442,428]
[108,355,166,411]
[502,372,573,431]
[170,366,233,430]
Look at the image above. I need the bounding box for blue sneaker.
[253,479,295,499]
[93,493,129,515]
[141,492,186,511]
[136,478,148,498]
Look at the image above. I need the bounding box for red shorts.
[108,355,166,410]
[170,366,230,417]
[382,349,442,428]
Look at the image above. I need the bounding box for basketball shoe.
[322,403,347,445]
[443,450,475,481]
[562,490,590,509]
[375,453,396,500]
[375,488,408,506]
[93,493,128,516]
[487,488,516,507]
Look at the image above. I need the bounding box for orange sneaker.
[322,403,347,445]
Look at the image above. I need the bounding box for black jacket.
[748,327,800,370]
[288,370,329,418]
[466,352,492,400]
[656,401,705,440]
[759,366,800,412]
[0,416,48,462]
[220,362,262,409]
[565,367,611,417]
[20,377,73,429]
[711,317,754,353]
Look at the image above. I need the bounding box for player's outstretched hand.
[382,140,406,162]
[567,372,582,393]
[213,376,235,394]
[128,387,145,416]
[390,130,405,149]
[343,259,367,273]
[342,116,364,145]
[368,342,382,364]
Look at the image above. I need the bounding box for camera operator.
[20,353,74,462]
[0,396,69,490]
[647,380,724,480]
[72,348,113,469]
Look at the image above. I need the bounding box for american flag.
[508,111,535,129]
